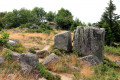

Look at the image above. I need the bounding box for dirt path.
[39,44,73,80]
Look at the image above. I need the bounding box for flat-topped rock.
[43,53,59,66]
[54,31,72,52]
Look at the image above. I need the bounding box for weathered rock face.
[77,55,100,66]
[43,53,59,66]
[73,26,105,62]
[54,31,72,52]
[19,53,39,68]
[0,56,5,64]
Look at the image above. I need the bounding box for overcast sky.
[0,0,120,23]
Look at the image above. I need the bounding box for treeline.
[0,7,87,30]
[97,0,120,46]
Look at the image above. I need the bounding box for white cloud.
[0,0,120,23]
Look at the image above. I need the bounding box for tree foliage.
[46,11,56,22]
[98,0,120,45]
[32,7,46,23]
[55,8,73,29]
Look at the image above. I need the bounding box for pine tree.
[98,0,120,45]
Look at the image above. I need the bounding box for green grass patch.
[104,46,120,56]
[36,63,61,80]
[6,43,26,53]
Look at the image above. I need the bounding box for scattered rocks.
[77,55,100,66]
[54,31,72,52]
[114,60,120,65]
[73,26,105,62]
[0,56,5,64]
[71,66,80,71]
[7,74,14,78]
[36,50,49,58]
[29,24,40,29]
[43,53,59,66]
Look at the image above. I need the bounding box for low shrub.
[19,23,33,29]
[73,50,83,57]
[104,46,120,56]
[29,48,36,53]
[0,30,9,47]
[3,49,12,62]
[35,63,61,80]
[6,43,26,53]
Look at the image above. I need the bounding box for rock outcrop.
[77,55,100,66]
[43,53,59,66]
[54,31,72,52]
[19,53,39,68]
[73,26,105,62]
[19,53,39,73]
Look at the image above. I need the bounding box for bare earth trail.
[39,43,73,80]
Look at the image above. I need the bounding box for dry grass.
[0,70,39,80]
[46,54,79,73]
[105,54,120,61]
[80,64,94,78]
[7,29,59,51]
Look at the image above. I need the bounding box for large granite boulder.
[77,55,100,66]
[73,26,105,62]
[18,53,39,74]
[43,53,59,66]
[54,31,72,52]
[19,53,39,68]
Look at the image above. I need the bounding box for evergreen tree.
[98,0,120,45]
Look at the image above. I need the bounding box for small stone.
[43,53,59,66]
[114,60,120,65]
[71,66,80,71]
[0,56,5,64]
[10,39,19,43]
